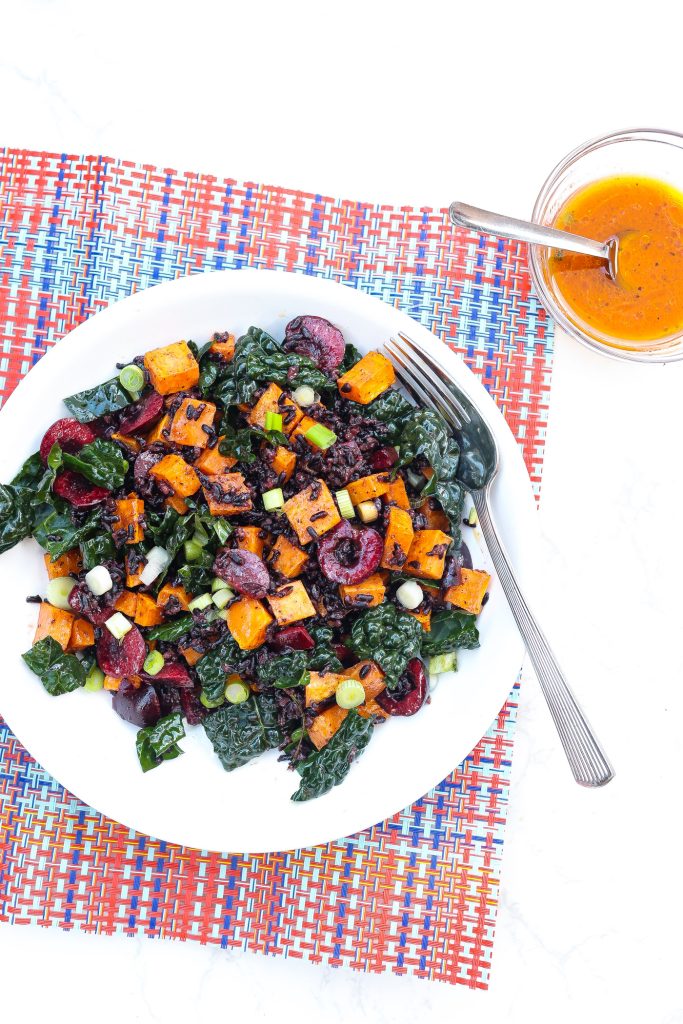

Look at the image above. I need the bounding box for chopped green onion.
[184,539,204,562]
[304,423,337,450]
[104,613,132,640]
[262,487,284,512]
[429,652,457,676]
[118,363,145,395]
[292,385,317,406]
[335,489,355,519]
[211,576,230,593]
[357,500,379,523]
[396,580,424,610]
[212,586,234,609]
[200,691,225,709]
[225,680,250,704]
[466,507,478,527]
[84,666,105,692]
[46,575,77,610]
[336,678,366,709]
[188,592,213,612]
[85,564,113,596]
[264,410,283,432]
[143,650,165,676]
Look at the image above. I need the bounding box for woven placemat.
[0,148,552,988]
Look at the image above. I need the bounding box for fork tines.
[384,332,469,431]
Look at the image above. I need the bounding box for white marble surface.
[2,1,683,1021]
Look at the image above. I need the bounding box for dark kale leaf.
[0,483,34,555]
[62,439,128,490]
[136,712,185,772]
[257,651,309,689]
[218,424,290,465]
[195,633,243,703]
[178,562,214,594]
[192,509,233,547]
[148,506,194,555]
[210,325,330,407]
[145,615,194,643]
[12,450,58,503]
[291,710,374,802]
[349,603,423,690]
[64,377,132,422]
[22,636,86,695]
[203,691,281,771]
[80,532,116,570]
[307,623,343,672]
[364,389,414,443]
[398,408,464,540]
[340,342,363,372]
[33,501,102,559]
[421,609,480,655]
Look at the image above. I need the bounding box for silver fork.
[385,332,614,788]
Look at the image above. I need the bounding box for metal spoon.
[449,201,620,279]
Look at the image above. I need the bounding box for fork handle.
[472,489,614,787]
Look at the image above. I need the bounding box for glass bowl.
[529,128,683,363]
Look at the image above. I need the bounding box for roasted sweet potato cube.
[267,580,316,626]
[234,525,269,558]
[283,479,341,545]
[44,548,82,580]
[113,495,145,544]
[267,534,309,578]
[103,675,122,691]
[114,590,138,617]
[343,660,386,700]
[150,454,200,498]
[444,568,491,615]
[168,397,217,448]
[210,333,235,361]
[308,705,348,750]
[202,470,253,516]
[33,602,75,651]
[380,507,414,570]
[143,340,199,395]
[417,497,451,532]
[146,414,171,445]
[271,445,297,483]
[346,473,391,505]
[165,494,189,515]
[195,437,237,476]
[180,645,203,666]
[404,529,452,580]
[67,617,95,651]
[125,554,143,588]
[339,573,386,608]
[305,671,347,707]
[226,596,273,650]
[248,382,303,434]
[383,475,410,510]
[157,583,191,614]
[337,351,395,404]
[110,432,142,454]
[407,609,432,632]
[134,592,164,627]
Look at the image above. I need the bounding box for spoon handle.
[449,201,609,261]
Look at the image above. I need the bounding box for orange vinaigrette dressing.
[547,175,683,347]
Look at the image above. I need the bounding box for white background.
[1,1,683,1021]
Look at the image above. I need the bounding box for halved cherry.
[317,520,383,585]
[53,470,110,507]
[283,315,346,375]
[39,418,97,464]
[376,659,428,716]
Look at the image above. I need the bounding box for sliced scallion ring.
[336,678,366,709]
[304,423,337,450]
[262,487,284,512]
[264,410,283,432]
[118,363,145,396]
[335,488,355,519]
[225,680,250,704]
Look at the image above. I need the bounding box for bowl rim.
[528,126,683,364]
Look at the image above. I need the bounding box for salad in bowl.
[0,314,490,802]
